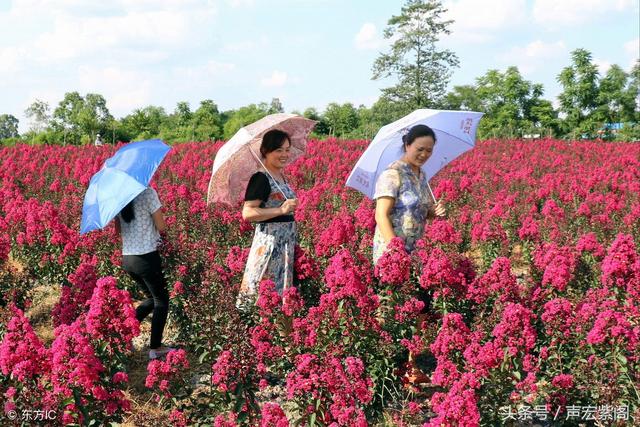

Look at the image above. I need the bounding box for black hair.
[120,200,135,223]
[260,129,290,158]
[402,124,437,151]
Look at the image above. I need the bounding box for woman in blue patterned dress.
[237,129,298,311]
[373,124,446,385]
[373,124,446,262]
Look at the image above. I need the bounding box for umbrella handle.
[426,181,438,206]
[247,146,290,200]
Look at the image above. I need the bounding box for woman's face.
[264,138,291,170]
[404,136,435,169]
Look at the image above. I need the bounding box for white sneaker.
[149,346,175,360]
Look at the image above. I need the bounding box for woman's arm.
[242,199,295,222]
[375,196,396,243]
[114,217,121,236]
[151,209,167,233]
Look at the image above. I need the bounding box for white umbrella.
[346,109,484,200]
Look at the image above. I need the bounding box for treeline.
[1,48,638,146]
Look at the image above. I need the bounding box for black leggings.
[122,251,169,349]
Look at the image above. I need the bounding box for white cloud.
[222,36,269,53]
[624,37,639,69]
[354,23,383,50]
[499,40,566,74]
[261,70,288,87]
[533,0,635,26]
[593,58,612,75]
[0,0,217,66]
[443,0,526,44]
[76,65,153,116]
[226,0,255,7]
[173,60,237,81]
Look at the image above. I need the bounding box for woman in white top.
[115,187,172,360]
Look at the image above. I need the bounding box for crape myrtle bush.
[0,138,639,425]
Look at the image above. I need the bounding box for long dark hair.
[120,200,135,223]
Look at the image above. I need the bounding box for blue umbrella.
[80,139,171,235]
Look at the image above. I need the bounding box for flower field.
[0,138,639,426]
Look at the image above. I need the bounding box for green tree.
[51,92,113,144]
[303,107,330,136]
[475,67,554,138]
[557,48,600,137]
[372,0,459,110]
[323,102,359,137]
[223,104,270,140]
[78,93,113,138]
[120,106,168,140]
[24,99,50,133]
[192,99,222,141]
[269,97,284,114]
[594,64,638,129]
[52,91,84,143]
[443,85,483,111]
[0,114,19,139]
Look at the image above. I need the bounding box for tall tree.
[121,106,168,140]
[303,107,330,136]
[0,114,19,139]
[372,0,459,110]
[223,104,270,140]
[269,98,284,114]
[193,99,222,141]
[443,85,483,111]
[24,99,50,133]
[51,92,112,144]
[323,103,359,137]
[594,65,633,126]
[78,93,113,138]
[475,67,554,138]
[557,48,600,135]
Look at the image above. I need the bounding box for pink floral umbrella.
[207,113,316,206]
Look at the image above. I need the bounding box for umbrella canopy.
[80,139,171,235]
[346,109,484,199]
[207,113,316,206]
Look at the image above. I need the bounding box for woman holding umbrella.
[373,124,446,263]
[80,138,174,360]
[373,124,446,387]
[115,189,174,360]
[237,129,298,311]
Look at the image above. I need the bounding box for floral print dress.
[237,171,297,311]
[372,160,434,263]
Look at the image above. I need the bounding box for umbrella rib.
[391,128,476,149]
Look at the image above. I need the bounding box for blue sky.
[0,0,638,133]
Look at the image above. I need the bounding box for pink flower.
[374,237,410,285]
[260,402,289,427]
[0,306,50,380]
[551,374,574,389]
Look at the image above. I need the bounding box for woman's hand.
[433,200,446,217]
[280,198,299,215]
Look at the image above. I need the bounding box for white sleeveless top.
[119,187,162,256]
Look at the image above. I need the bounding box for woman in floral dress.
[237,129,298,311]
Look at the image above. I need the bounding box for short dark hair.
[402,124,437,151]
[260,129,290,157]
